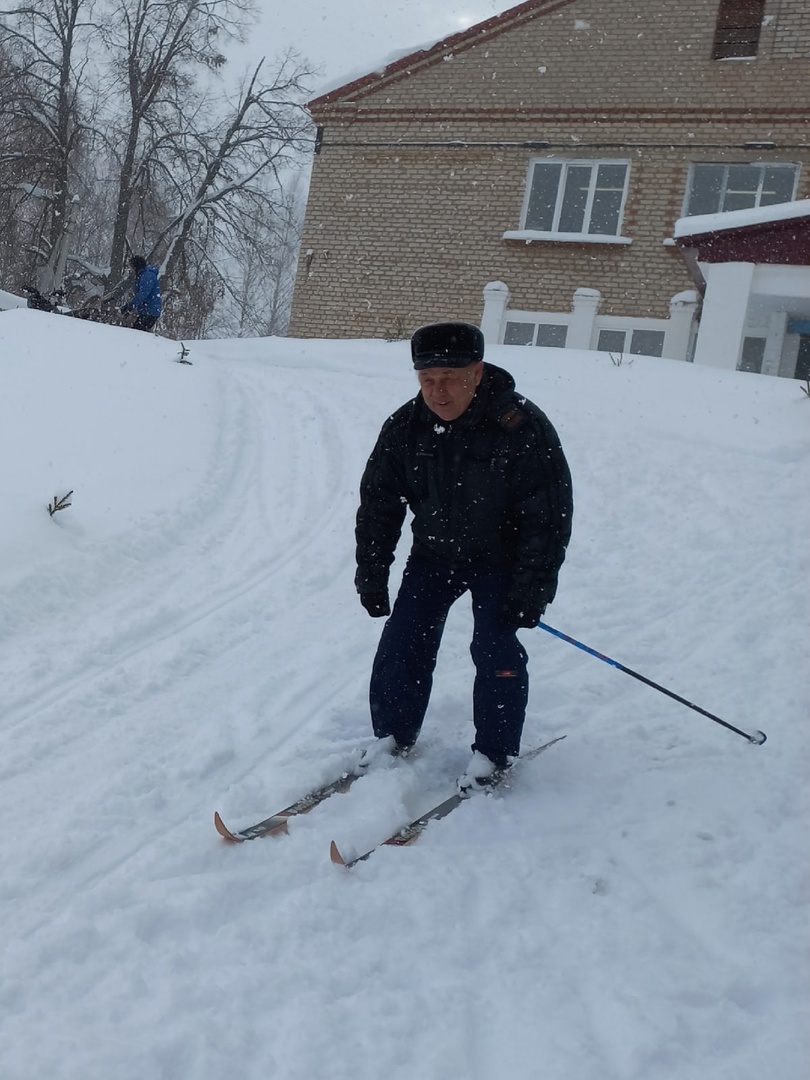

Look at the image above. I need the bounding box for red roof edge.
[308,0,577,109]
[674,212,810,247]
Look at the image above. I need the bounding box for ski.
[215,768,364,843]
[330,734,566,868]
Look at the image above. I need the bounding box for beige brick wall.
[773,0,810,58]
[289,0,810,340]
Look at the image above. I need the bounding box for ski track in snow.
[0,318,807,1080]
[1,354,373,940]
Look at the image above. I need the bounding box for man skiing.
[355,321,573,794]
[121,255,162,332]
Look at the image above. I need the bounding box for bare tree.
[102,0,258,282]
[0,38,40,283]
[227,169,306,337]
[1,0,314,334]
[0,0,99,292]
[152,57,311,323]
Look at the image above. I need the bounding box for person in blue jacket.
[122,255,162,332]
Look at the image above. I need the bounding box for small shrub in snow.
[385,317,410,342]
[48,491,73,517]
[609,351,634,367]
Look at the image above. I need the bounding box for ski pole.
[536,621,767,745]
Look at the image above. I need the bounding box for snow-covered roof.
[308,0,575,108]
[674,199,810,240]
[310,40,444,102]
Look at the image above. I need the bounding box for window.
[522,160,630,237]
[629,330,666,357]
[597,330,627,354]
[597,329,665,357]
[504,322,535,346]
[535,324,568,348]
[739,337,766,374]
[503,322,569,347]
[795,337,810,382]
[713,0,766,60]
[684,163,799,216]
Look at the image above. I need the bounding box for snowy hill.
[1,308,807,1080]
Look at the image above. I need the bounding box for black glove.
[360,591,390,618]
[502,597,546,629]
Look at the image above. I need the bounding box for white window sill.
[503,230,633,245]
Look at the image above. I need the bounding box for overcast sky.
[238,0,518,94]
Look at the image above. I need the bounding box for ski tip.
[214,811,242,843]
[749,729,767,746]
[330,840,347,866]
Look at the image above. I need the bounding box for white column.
[779,332,800,379]
[761,310,788,377]
[664,290,699,361]
[567,288,601,350]
[693,262,755,371]
[480,281,511,344]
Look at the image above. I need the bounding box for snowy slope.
[0,308,807,1080]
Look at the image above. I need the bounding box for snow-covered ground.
[1,308,807,1080]
[0,287,26,311]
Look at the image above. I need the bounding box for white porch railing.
[481,281,699,361]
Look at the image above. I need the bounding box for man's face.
[417,361,484,422]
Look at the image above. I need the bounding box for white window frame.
[503,321,569,348]
[683,162,800,217]
[504,158,633,245]
[596,327,667,358]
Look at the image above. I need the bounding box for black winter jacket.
[355,363,573,609]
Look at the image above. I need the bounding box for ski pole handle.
[537,621,767,746]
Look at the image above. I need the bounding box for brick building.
[288,0,810,375]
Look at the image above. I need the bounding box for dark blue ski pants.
[369,555,529,767]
